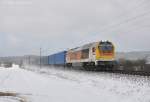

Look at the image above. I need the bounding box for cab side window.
[92,47,95,53]
[92,47,95,55]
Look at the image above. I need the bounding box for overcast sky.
[0,0,150,56]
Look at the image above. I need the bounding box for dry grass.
[0,92,17,96]
[0,92,27,102]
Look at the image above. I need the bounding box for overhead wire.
[33,0,150,55]
[100,10,150,33]
[98,0,150,33]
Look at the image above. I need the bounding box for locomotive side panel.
[66,45,93,63]
[66,42,97,67]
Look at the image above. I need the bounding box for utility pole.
[29,56,30,65]
[40,48,42,68]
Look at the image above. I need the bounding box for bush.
[118,58,146,68]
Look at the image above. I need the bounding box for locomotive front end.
[95,41,115,68]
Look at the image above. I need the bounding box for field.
[0,65,150,102]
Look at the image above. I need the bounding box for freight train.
[48,41,116,70]
[1,41,149,74]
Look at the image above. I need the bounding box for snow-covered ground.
[0,65,150,102]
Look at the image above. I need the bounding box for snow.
[0,65,150,102]
[0,97,19,102]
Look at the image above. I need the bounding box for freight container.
[48,54,55,64]
[48,51,66,65]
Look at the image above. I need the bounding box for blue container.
[48,51,66,65]
[48,54,55,64]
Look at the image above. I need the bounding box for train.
[47,41,116,70]
[0,41,149,75]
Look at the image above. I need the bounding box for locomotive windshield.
[100,45,113,51]
[99,41,113,52]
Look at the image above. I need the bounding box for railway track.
[26,65,150,77]
[63,66,150,76]
[110,70,150,76]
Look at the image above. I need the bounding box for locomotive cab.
[95,41,115,68]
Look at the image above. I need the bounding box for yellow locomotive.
[66,41,115,70]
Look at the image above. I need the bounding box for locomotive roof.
[68,41,113,52]
[68,42,98,52]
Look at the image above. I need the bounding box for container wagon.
[48,51,67,66]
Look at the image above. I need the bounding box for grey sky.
[0,0,150,56]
